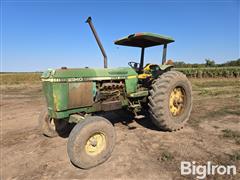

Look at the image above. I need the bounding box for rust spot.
[53,92,58,111]
[68,82,93,108]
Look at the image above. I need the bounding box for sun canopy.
[114,32,174,48]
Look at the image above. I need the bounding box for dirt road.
[1,79,240,180]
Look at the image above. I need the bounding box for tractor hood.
[41,67,137,82]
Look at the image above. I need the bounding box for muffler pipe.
[86,17,108,68]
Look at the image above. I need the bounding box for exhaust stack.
[86,17,108,68]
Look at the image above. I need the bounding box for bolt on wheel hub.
[85,132,106,156]
[169,87,185,116]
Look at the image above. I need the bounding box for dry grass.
[188,78,240,129]
[191,78,240,88]
[0,73,41,85]
[221,129,240,145]
[229,150,240,161]
[160,151,174,161]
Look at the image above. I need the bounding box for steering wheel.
[128,61,139,70]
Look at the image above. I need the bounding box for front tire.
[67,116,116,169]
[148,71,192,131]
[38,109,70,137]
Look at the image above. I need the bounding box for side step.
[128,99,145,119]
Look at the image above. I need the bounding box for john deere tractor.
[39,17,192,169]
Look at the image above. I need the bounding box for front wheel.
[67,116,116,169]
[148,71,192,131]
[38,109,70,137]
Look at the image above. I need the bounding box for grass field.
[1,68,240,85]
[0,73,41,85]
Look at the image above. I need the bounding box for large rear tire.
[148,71,192,131]
[67,116,115,169]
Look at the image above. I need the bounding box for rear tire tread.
[148,71,192,131]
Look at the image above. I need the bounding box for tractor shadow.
[56,123,75,138]
[100,110,160,132]
[135,116,160,131]
[58,110,162,138]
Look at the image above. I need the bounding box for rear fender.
[159,64,174,71]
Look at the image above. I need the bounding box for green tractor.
[39,17,192,169]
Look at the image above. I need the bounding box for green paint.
[48,106,97,119]
[42,81,54,110]
[41,67,139,119]
[42,67,137,79]
[52,83,69,111]
[125,78,138,94]
[121,99,129,107]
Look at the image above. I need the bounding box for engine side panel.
[68,82,94,109]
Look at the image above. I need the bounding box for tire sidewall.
[67,117,115,169]
[38,109,58,137]
[149,71,192,131]
[166,78,192,125]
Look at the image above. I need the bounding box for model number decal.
[42,76,126,82]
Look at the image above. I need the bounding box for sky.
[1,0,239,72]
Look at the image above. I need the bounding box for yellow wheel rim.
[169,87,185,116]
[85,132,106,156]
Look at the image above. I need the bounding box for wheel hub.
[169,87,185,116]
[85,132,106,156]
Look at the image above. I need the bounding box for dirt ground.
[1,79,240,180]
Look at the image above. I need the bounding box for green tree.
[205,59,215,67]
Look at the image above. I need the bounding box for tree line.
[174,58,240,68]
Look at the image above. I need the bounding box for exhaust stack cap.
[86,16,92,23]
